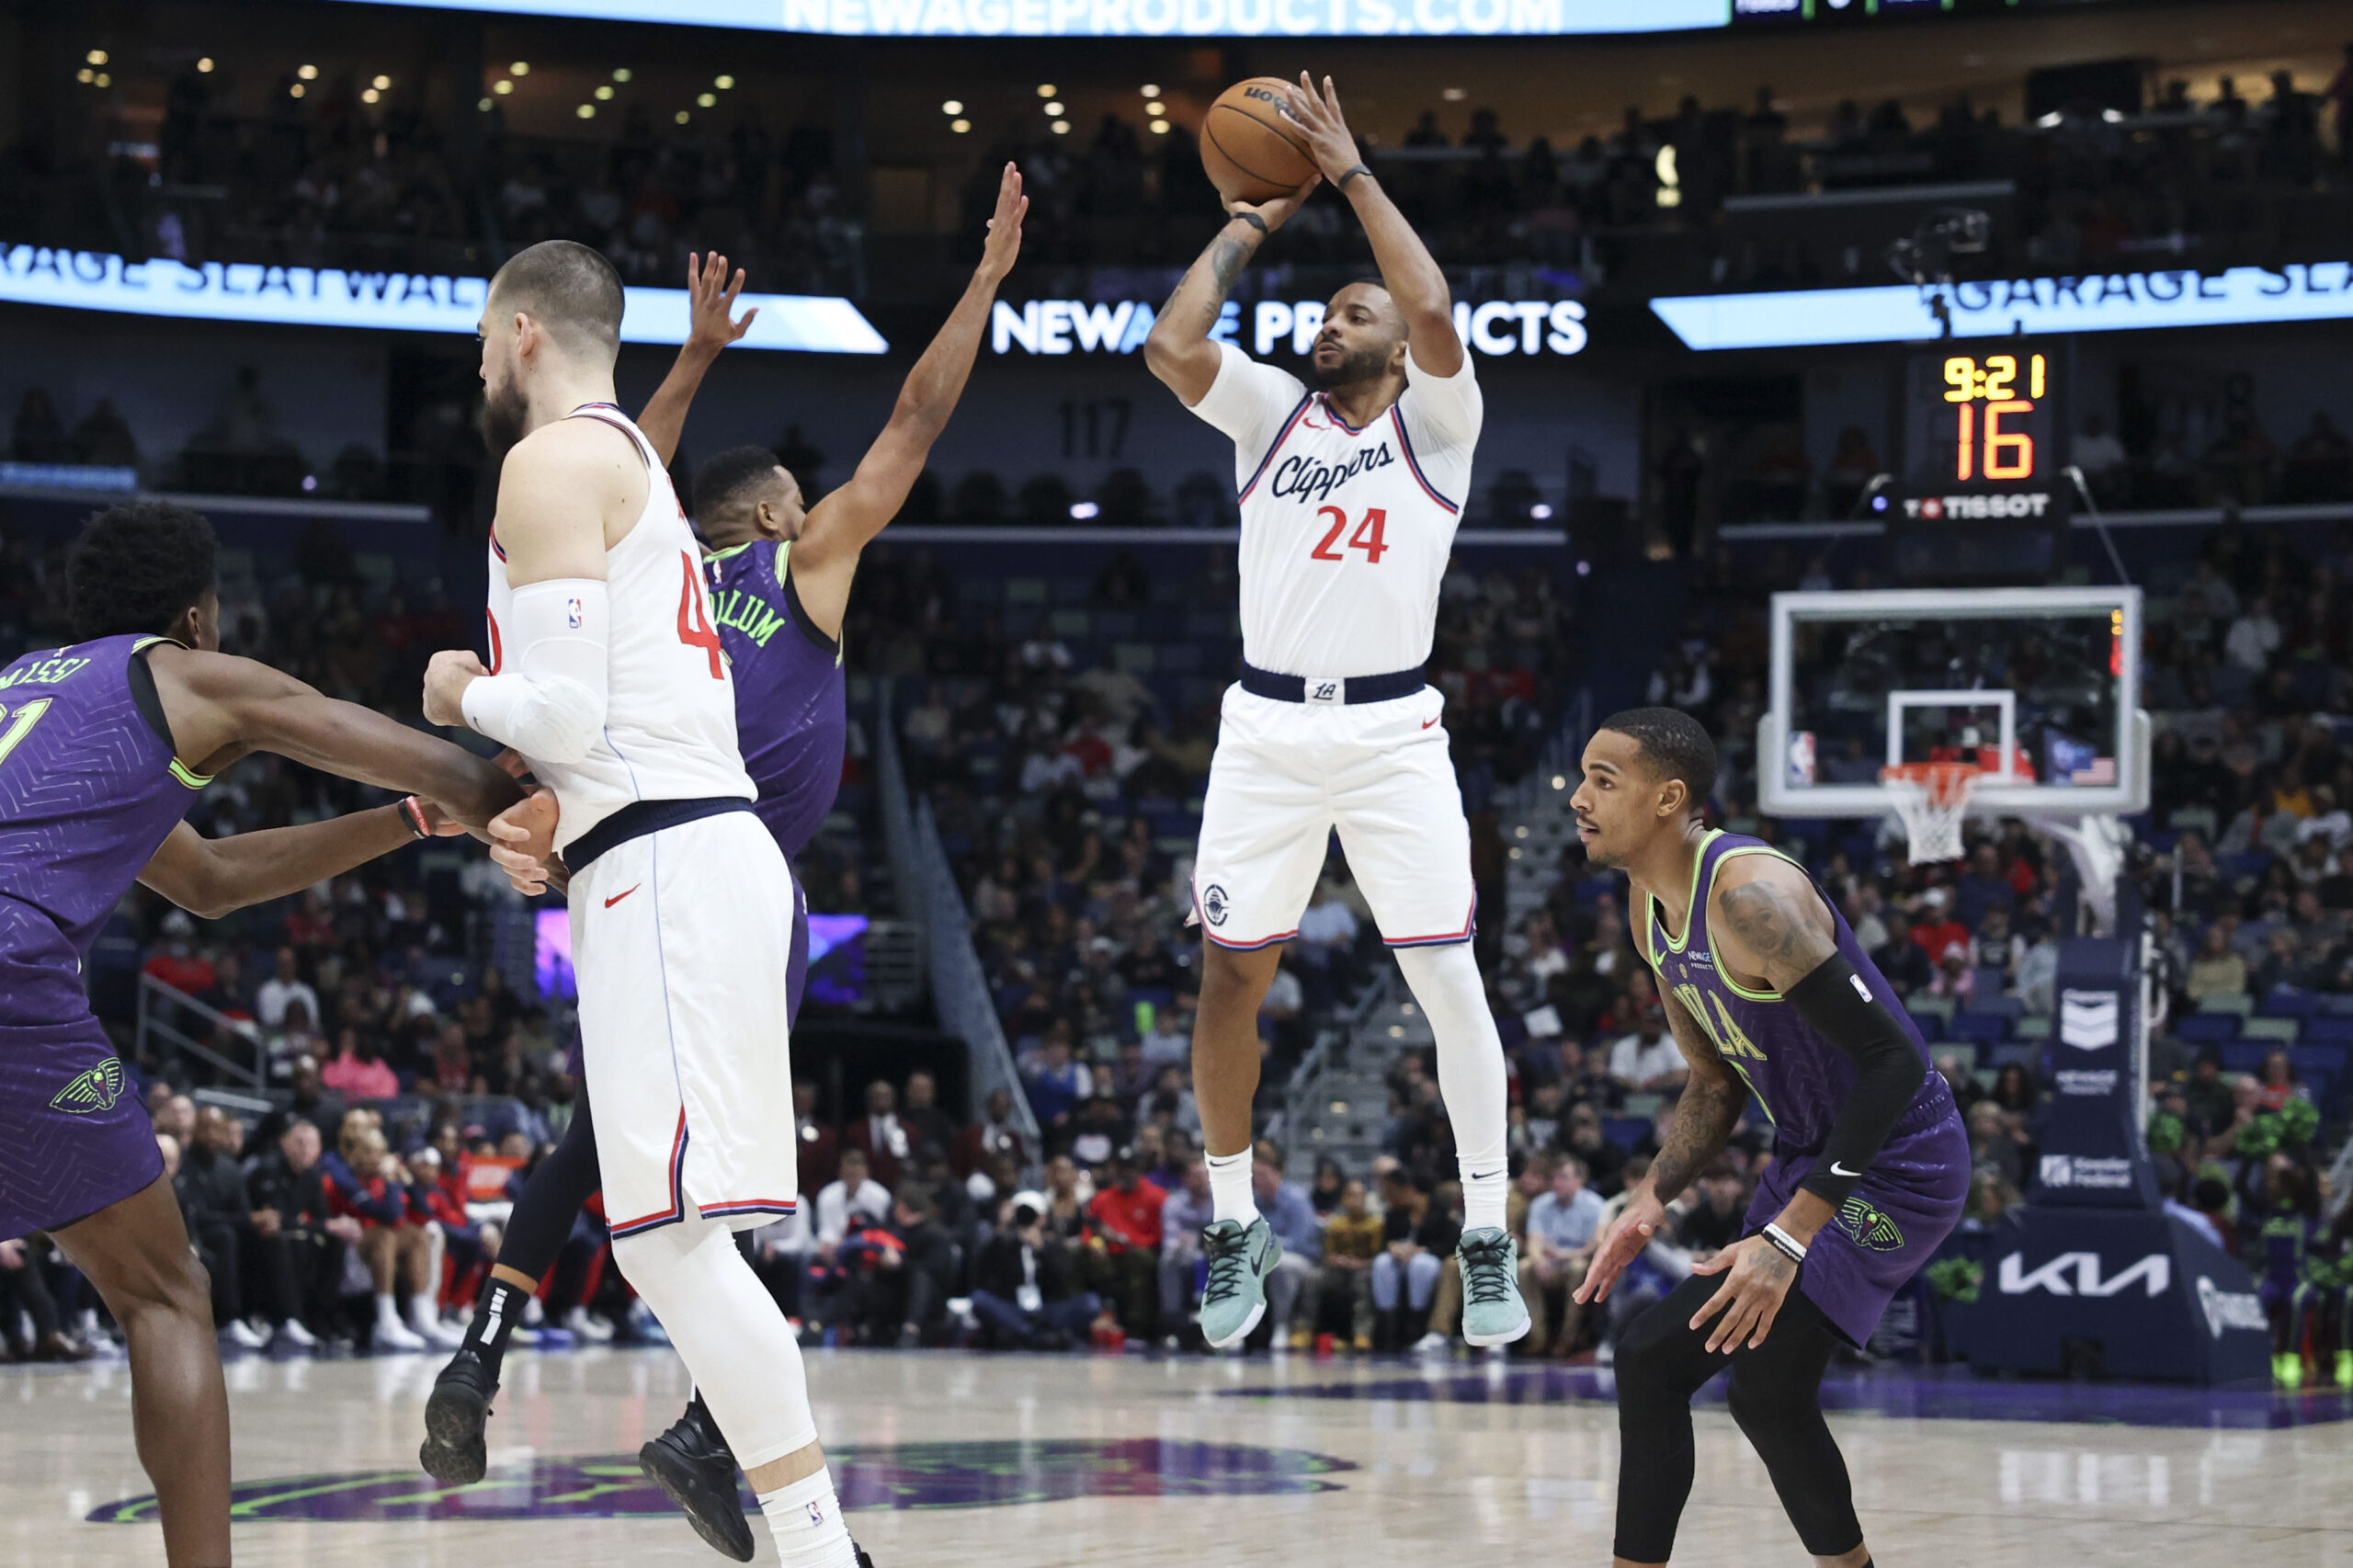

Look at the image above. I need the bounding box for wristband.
[1232,210,1268,235]
[1337,164,1371,192]
[1761,1222,1808,1265]
[399,796,432,841]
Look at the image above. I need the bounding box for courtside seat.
[2305,1017,2353,1043]
[2240,1016,2302,1044]
[1952,1012,2009,1048]
[2196,993,2255,1016]
[2175,1013,2242,1045]
[2013,1016,2052,1042]
[2260,986,2322,1019]
[2220,1041,2271,1074]
[1906,995,1956,1031]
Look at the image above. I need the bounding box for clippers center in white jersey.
[1193,340,1483,680]
[483,403,753,853]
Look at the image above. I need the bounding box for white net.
[1881,766,1977,866]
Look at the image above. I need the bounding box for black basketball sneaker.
[637,1392,756,1562]
[418,1347,495,1485]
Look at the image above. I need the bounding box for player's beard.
[478,378,530,460]
[1306,340,1392,391]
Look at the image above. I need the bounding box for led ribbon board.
[0,246,889,354]
[319,0,1727,35]
[1653,264,2353,351]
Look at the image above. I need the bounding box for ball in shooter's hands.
[1201,78,1320,205]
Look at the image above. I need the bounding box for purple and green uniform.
[1637,829,1970,1346]
[705,538,846,1024]
[0,635,211,1239]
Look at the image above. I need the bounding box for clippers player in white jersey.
[1143,74,1528,1352]
[421,241,871,1568]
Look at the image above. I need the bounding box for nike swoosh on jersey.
[1421,716,1440,730]
[605,885,642,908]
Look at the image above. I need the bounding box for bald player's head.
[478,240,625,454]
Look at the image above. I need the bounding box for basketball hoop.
[1881,762,1980,866]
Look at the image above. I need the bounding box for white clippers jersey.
[1188,341,1482,680]
[484,403,753,853]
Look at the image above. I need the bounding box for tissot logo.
[1996,1250,2170,1299]
[1903,493,2055,522]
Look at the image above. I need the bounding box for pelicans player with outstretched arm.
[420,240,870,1568]
[1142,74,1528,1350]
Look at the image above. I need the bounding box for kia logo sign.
[1996,1250,2170,1299]
[989,297,1587,358]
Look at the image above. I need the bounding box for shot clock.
[1890,338,2073,584]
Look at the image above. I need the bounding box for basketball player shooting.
[421,241,871,1568]
[1568,709,1971,1568]
[1142,74,1528,1350]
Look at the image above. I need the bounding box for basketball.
[1201,77,1320,205]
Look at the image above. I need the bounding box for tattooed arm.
[1711,856,1841,994]
[1142,176,1320,406]
[1575,983,1749,1306]
[1647,983,1754,1205]
[1713,854,1926,1244]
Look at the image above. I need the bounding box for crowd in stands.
[13,29,2349,304]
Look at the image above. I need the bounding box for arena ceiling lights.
[0,247,890,355]
[316,0,1728,36]
[1653,263,2353,351]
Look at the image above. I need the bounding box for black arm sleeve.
[1785,952,1928,1209]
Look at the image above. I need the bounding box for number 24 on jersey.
[1310,506,1389,565]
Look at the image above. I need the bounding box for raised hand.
[685,249,757,354]
[1284,73,1364,187]
[979,163,1029,284]
[1223,174,1321,234]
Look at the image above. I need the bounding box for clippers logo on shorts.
[1307,680,1342,705]
[1201,884,1232,926]
[50,1057,126,1115]
[1836,1195,1905,1253]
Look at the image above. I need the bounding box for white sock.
[1206,1147,1258,1226]
[1393,942,1511,1233]
[757,1466,859,1568]
[374,1292,401,1324]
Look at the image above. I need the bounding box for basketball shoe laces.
[1201,1224,1256,1307]
[1459,1232,1516,1307]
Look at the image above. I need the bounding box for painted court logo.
[50,1057,125,1115]
[89,1440,1356,1524]
[1836,1196,1904,1253]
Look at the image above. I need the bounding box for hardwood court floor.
[6,1345,2352,1566]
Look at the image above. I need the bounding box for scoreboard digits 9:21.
[1892,339,2072,584]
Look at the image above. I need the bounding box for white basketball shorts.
[566,808,801,1238]
[1190,683,1475,951]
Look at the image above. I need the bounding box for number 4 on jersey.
[676,551,724,678]
[1310,506,1389,565]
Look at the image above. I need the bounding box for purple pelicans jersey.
[1636,829,1970,1346]
[0,635,211,1237]
[704,539,845,1023]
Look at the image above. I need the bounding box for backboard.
[1759,586,2148,820]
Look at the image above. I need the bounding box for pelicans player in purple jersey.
[1569,709,1968,1568]
[0,502,517,1567]
[419,167,1025,1563]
